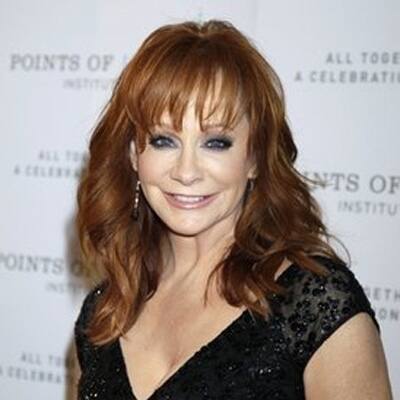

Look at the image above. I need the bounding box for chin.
[163,219,212,237]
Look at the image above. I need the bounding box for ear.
[129,140,138,172]
[247,158,257,180]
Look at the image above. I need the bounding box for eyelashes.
[148,134,233,151]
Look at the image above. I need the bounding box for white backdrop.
[0,1,398,398]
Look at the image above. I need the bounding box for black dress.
[74,256,380,400]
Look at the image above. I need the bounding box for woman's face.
[129,97,256,240]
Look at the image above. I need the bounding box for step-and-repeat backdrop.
[1,1,398,398]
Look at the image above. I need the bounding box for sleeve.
[282,257,380,371]
[74,282,107,371]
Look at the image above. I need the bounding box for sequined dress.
[74,256,380,400]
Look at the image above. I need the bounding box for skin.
[129,96,257,286]
[71,291,393,400]
[122,94,393,399]
[304,312,393,399]
[124,95,263,398]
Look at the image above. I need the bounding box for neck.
[159,229,234,288]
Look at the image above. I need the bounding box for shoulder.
[75,280,108,334]
[74,280,108,369]
[273,255,380,369]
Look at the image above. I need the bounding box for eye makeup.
[148,133,234,151]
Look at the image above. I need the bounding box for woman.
[74,19,392,399]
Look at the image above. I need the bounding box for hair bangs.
[78,20,345,347]
[126,38,248,151]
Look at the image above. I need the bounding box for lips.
[173,194,206,203]
[164,192,216,209]
[169,193,209,202]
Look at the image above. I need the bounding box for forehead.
[152,86,245,132]
[157,96,224,125]
[155,103,249,135]
[129,65,250,151]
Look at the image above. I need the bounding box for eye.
[147,133,233,151]
[204,137,233,151]
[148,134,175,149]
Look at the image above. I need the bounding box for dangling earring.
[132,180,141,220]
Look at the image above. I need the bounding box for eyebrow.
[154,122,230,134]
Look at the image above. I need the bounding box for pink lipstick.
[164,192,217,209]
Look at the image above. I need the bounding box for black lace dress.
[74,256,380,400]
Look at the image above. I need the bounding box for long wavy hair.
[77,19,347,346]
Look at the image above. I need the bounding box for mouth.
[164,192,217,209]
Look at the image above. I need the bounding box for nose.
[170,145,203,186]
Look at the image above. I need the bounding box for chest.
[119,299,248,400]
[78,309,304,400]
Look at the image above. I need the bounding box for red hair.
[77,19,346,346]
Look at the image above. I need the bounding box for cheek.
[213,151,251,185]
[136,151,168,182]
[136,145,251,186]
[214,165,247,186]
